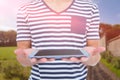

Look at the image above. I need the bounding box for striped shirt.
[16,0,100,80]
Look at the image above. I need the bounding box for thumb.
[23,49,34,55]
[94,47,105,54]
[30,58,37,63]
[14,49,24,55]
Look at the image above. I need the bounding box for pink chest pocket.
[71,16,87,34]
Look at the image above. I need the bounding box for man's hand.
[62,47,105,66]
[82,47,105,66]
[14,49,55,67]
[15,47,105,67]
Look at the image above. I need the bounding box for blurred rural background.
[0,23,120,80]
[0,0,120,80]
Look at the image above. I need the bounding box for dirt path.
[87,63,120,80]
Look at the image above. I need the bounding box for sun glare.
[0,26,16,31]
[0,0,7,5]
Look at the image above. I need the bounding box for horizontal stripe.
[28,16,71,21]
[33,37,86,42]
[34,44,84,48]
[31,28,70,33]
[35,41,84,45]
[39,72,87,78]
[17,0,99,79]
[29,20,71,24]
[34,40,85,45]
[32,33,85,38]
[30,24,70,28]
[39,73,87,79]
[33,46,85,50]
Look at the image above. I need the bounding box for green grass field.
[0,47,16,60]
[101,58,120,78]
[0,47,30,80]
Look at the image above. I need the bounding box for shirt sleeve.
[16,6,31,41]
[87,3,100,40]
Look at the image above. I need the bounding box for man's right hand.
[14,49,55,67]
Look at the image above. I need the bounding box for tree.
[5,30,17,46]
[0,31,6,46]
[0,30,17,46]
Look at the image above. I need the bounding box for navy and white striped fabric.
[16,0,100,79]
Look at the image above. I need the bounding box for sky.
[98,0,120,24]
[0,0,120,31]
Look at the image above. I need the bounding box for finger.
[69,57,80,62]
[97,47,105,53]
[93,47,105,55]
[83,47,95,53]
[14,49,20,54]
[24,49,34,55]
[47,58,55,61]
[80,57,89,62]
[30,58,37,63]
[62,58,69,61]
[14,49,24,55]
[37,58,48,63]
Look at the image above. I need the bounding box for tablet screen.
[34,49,86,56]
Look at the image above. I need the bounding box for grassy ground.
[101,58,120,78]
[0,47,16,80]
[0,47,30,80]
[0,47,16,60]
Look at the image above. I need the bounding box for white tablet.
[29,49,90,59]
